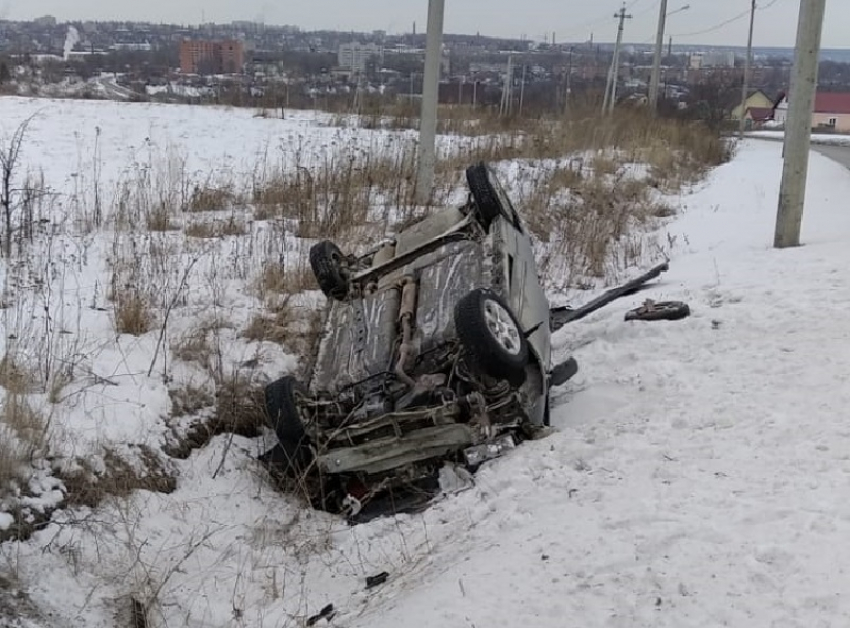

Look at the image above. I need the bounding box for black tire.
[264,376,311,474]
[465,162,505,231]
[625,301,691,322]
[454,288,529,386]
[550,356,579,387]
[309,240,349,300]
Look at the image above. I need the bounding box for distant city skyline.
[3,0,849,49]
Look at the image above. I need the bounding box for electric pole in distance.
[648,0,668,112]
[738,0,757,137]
[603,4,632,114]
[650,4,689,113]
[415,0,445,205]
[774,0,827,249]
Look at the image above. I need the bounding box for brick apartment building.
[179,39,244,75]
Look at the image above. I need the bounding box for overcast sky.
[3,0,849,48]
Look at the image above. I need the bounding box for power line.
[632,0,662,19]
[556,0,645,43]
[670,0,786,38]
[670,9,751,38]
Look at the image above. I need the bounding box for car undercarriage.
[259,162,672,521]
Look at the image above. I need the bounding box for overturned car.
[262,162,578,518]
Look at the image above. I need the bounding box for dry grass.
[252,148,421,238]
[255,259,315,298]
[57,447,176,509]
[112,290,155,336]
[145,204,179,232]
[0,393,48,495]
[187,184,235,213]
[245,255,323,354]
[517,158,677,283]
[164,375,266,459]
[0,354,39,393]
[184,215,247,238]
[0,429,26,492]
[169,383,215,418]
[254,108,729,254]
[170,318,234,376]
[1,395,46,455]
[243,300,323,357]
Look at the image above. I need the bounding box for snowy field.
[1,96,849,627]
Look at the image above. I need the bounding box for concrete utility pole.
[519,62,527,115]
[602,59,614,113]
[648,0,669,112]
[650,4,689,112]
[564,46,574,114]
[415,0,445,205]
[607,5,632,114]
[501,54,514,116]
[738,0,757,137]
[774,0,827,249]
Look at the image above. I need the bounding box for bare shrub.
[0,114,37,257]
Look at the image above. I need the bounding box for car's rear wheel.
[309,240,349,300]
[454,288,528,386]
[465,162,505,231]
[264,376,312,475]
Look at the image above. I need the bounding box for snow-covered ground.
[748,129,850,146]
[2,96,850,627]
[342,140,850,628]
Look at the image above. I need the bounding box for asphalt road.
[746,135,850,170]
[813,144,850,170]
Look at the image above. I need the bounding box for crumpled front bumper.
[315,423,476,475]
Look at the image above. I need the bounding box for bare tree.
[0,114,36,257]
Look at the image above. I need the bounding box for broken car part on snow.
[260,162,680,522]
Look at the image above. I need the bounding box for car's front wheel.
[465,162,505,231]
[309,240,350,300]
[454,288,528,386]
[264,376,312,475]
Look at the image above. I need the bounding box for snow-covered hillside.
[1,95,848,627]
